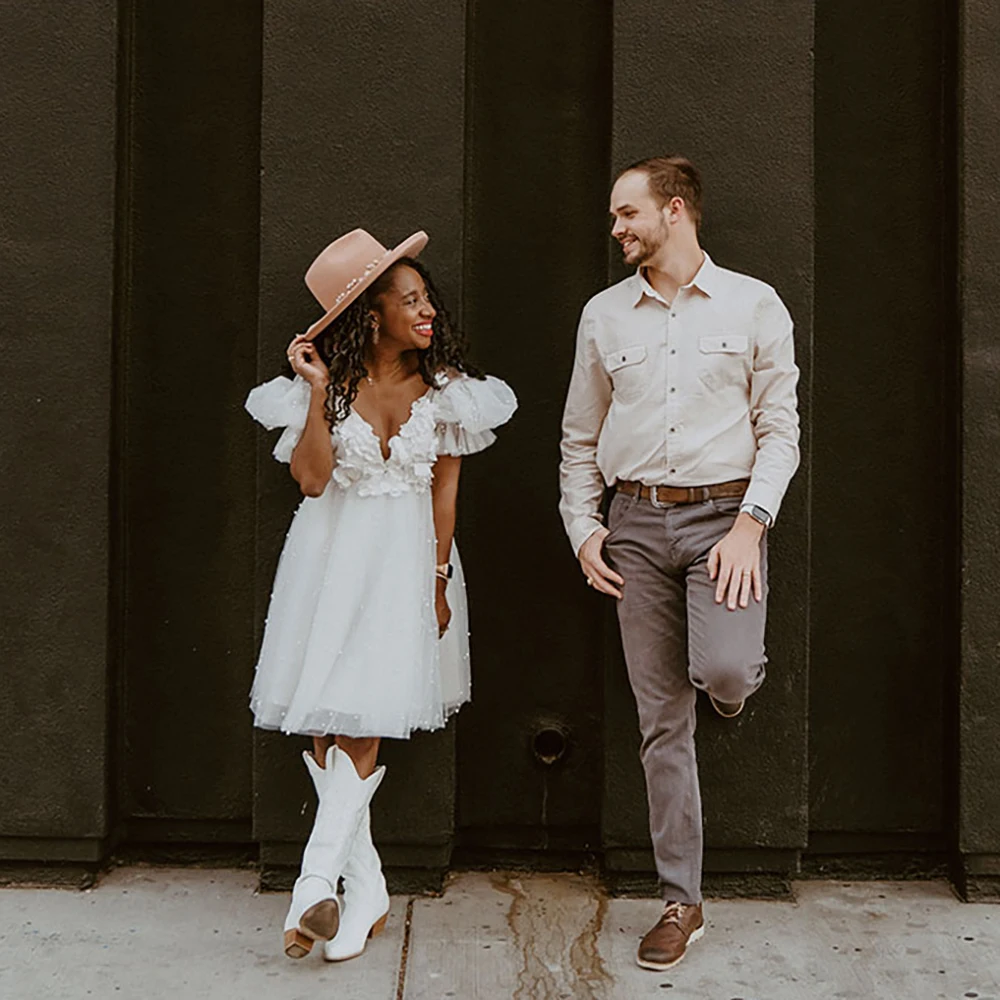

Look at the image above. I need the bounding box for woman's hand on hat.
[287,334,330,390]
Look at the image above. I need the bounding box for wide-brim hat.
[302,228,429,341]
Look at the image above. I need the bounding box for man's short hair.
[619,156,703,228]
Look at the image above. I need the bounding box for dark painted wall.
[0,3,117,859]
[117,0,262,843]
[604,0,814,881]
[811,0,952,846]
[959,0,1000,900]
[255,0,467,879]
[457,0,612,853]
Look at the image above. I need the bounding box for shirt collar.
[632,251,719,307]
[633,269,668,307]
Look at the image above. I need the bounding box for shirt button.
[670,468,676,474]
[671,313,676,318]
[670,349,676,355]
[669,427,676,433]
[670,387,676,393]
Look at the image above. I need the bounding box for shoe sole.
[323,911,390,963]
[709,697,744,719]
[636,923,705,971]
[284,899,341,959]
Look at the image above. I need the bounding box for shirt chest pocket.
[604,344,649,402]
[697,334,749,393]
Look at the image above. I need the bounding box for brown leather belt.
[616,478,749,505]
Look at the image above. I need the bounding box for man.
[559,156,800,970]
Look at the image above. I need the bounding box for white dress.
[244,370,517,739]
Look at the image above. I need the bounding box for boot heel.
[284,928,314,959]
[369,912,389,939]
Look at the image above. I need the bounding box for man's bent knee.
[689,657,766,704]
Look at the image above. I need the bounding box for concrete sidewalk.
[1,867,998,1000]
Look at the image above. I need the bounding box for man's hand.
[578,527,625,599]
[707,513,765,610]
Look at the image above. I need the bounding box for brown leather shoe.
[636,901,705,970]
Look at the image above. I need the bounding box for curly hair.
[303,258,483,429]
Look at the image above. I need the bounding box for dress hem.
[251,697,470,740]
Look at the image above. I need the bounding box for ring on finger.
[586,577,594,587]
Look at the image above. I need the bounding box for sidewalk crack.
[395,897,414,1000]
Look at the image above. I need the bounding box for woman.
[244,228,516,963]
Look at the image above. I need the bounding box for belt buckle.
[650,485,670,509]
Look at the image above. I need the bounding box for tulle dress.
[244,370,517,739]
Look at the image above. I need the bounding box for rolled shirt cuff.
[568,517,604,558]
[742,481,784,525]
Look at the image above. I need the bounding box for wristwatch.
[739,503,772,528]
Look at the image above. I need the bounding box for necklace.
[365,358,407,387]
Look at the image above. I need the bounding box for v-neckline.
[350,388,434,462]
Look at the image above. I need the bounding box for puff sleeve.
[244,375,312,463]
[433,373,517,456]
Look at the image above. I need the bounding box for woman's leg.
[312,734,336,765]
[310,735,380,776]
[334,735,381,779]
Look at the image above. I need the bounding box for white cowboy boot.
[322,799,390,962]
[283,746,385,958]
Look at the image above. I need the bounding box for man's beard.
[625,222,669,266]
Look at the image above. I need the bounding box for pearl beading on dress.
[244,371,517,740]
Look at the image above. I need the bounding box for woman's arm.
[431,455,462,636]
[287,334,334,497]
[290,383,334,496]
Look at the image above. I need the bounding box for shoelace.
[661,901,690,926]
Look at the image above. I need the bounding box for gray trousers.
[604,489,768,904]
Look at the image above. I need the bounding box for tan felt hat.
[302,228,429,341]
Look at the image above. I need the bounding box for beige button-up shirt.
[559,252,800,555]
